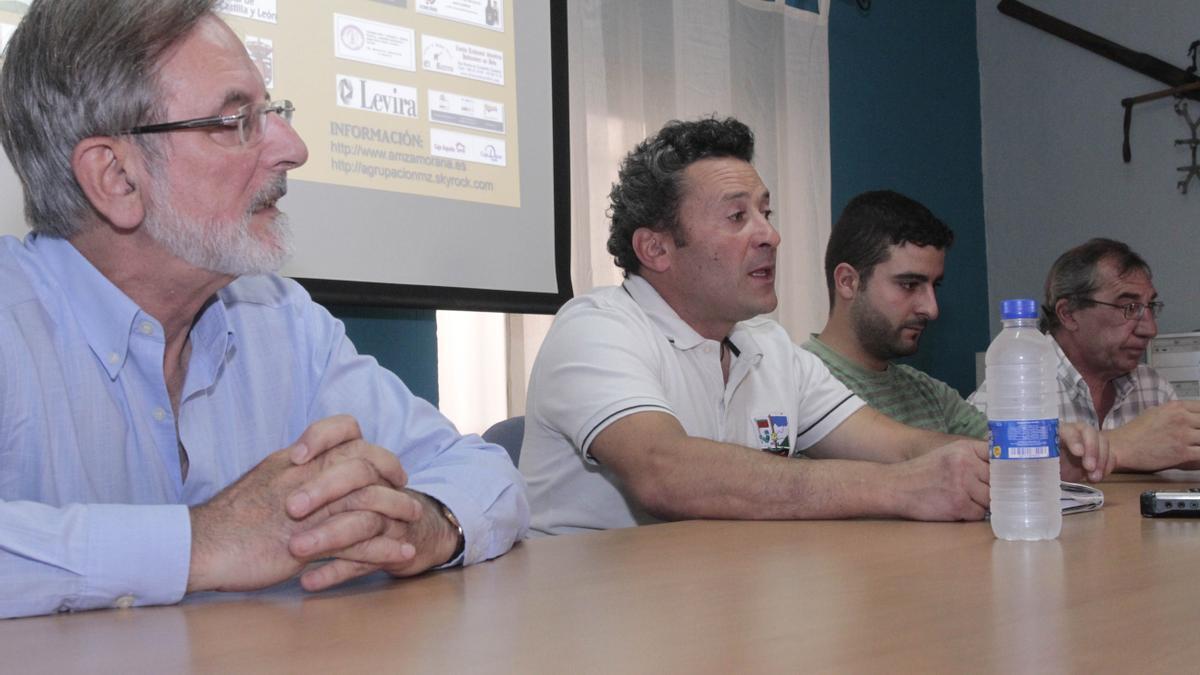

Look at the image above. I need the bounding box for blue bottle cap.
[1000,298,1038,319]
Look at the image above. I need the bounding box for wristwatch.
[432,497,466,565]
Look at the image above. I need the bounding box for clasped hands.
[187,415,458,594]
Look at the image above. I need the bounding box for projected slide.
[0,1,569,313]
[217,0,520,208]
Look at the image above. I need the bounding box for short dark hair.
[824,190,954,306]
[0,0,218,237]
[1041,237,1152,333]
[607,116,755,276]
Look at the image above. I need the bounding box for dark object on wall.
[998,0,1200,192]
[1117,40,1200,192]
[1172,100,1200,194]
[1120,80,1200,163]
[1174,42,1200,193]
[997,0,1200,98]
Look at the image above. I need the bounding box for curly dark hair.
[607,116,755,276]
[824,190,954,306]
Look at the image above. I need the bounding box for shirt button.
[114,594,135,609]
[153,407,167,422]
[139,322,154,336]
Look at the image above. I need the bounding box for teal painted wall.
[828,0,990,396]
[329,306,439,407]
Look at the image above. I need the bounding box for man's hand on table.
[1105,401,1200,472]
[187,415,461,594]
[888,439,990,521]
[1059,421,1115,482]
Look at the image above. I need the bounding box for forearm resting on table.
[590,412,921,522]
[805,407,965,463]
[1105,421,1200,472]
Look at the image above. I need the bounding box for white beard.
[142,174,294,277]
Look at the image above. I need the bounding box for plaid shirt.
[968,337,1177,429]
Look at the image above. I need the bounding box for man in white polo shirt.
[520,117,1112,536]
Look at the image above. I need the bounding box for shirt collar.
[1052,335,1136,402]
[805,334,891,381]
[623,275,707,350]
[32,234,235,383]
[184,295,234,397]
[1052,336,1086,394]
[622,274,764,359]
[34,235,141,379]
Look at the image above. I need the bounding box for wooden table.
[5,475,1200,673]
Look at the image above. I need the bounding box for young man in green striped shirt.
[803,190,987,439]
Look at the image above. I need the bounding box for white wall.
[434,310,553,437]
[978,0,1200,336]
[436,310,508,436]
[0,154,22,235]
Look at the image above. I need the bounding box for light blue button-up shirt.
[0,234,528,618]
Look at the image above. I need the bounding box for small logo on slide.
[340,24,365,51]
[422,44,454,73]
[335,75,419,119]
[244,37,274,88]
[338,77,355,104]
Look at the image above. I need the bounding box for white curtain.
[443,0,832,430]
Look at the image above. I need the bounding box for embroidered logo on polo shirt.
[754,414,790,455]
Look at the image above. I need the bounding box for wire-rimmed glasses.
[122,99,294,147]
[1081,298,1164,321]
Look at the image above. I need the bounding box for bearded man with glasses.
[0,0,527,619]
[971,238,1200,472]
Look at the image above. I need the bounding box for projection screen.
[0,0,571,313]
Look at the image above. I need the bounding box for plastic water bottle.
[985,298,1061,540]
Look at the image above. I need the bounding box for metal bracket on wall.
[998,0,1200,192]
[1173,100,1200,194]
[1120,80,1200,163]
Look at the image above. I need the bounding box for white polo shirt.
[520,275,865,535]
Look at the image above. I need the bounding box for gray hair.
[1041,237,1152,333]
[0,0,218,237]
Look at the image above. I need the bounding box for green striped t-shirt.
[802,335,987,440]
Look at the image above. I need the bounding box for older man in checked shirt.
[971,238,1200,472]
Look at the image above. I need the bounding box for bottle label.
[987,418,1059,460]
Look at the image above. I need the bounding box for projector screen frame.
[294,0,572,315]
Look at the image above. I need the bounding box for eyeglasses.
[1081,298,1165,321]
[122,99,294,147]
